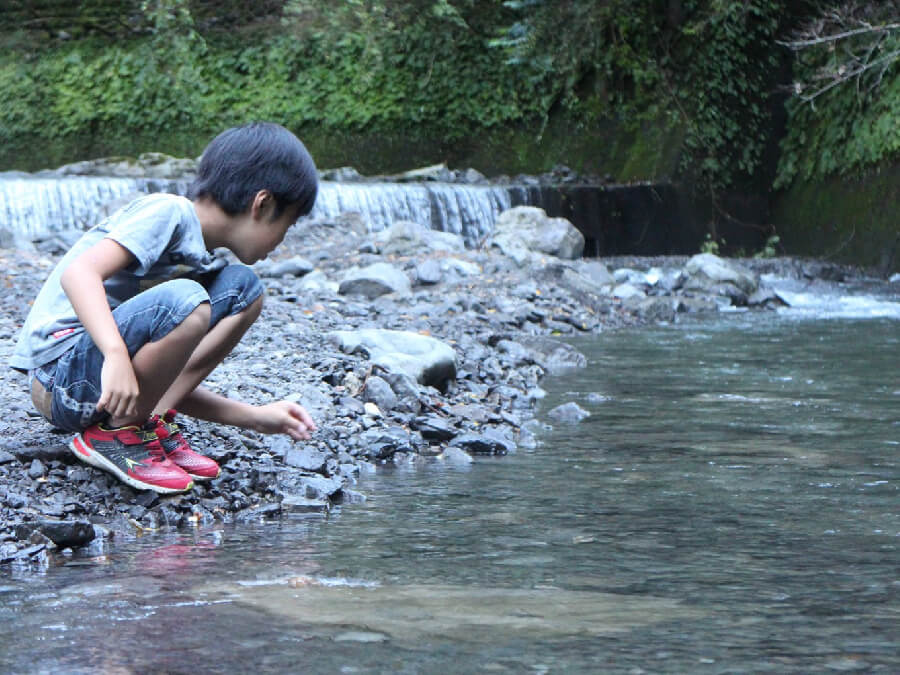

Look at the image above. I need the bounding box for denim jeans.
[32,264,263,432]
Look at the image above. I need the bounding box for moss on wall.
[773,163,900,275]
[1,112,684,180]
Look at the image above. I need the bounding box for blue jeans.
[33,264,263,432]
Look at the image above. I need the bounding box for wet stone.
[412,415,457,441]
[283,446,328,473]
[547,402,591,424]
[449,432,516,456]
[18,519,95,549]
[281,495,330,513]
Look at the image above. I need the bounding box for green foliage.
[0,1,544,166]
[495,0,786,193]
[775,3,900,187]
[700,233,723,255]
[1,0,897,191]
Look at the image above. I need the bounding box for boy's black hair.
[189,122,318,219]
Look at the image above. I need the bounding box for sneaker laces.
[136,419,168,462]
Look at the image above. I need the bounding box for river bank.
[0,209,890,571]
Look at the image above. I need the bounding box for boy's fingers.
[293,406,316,430]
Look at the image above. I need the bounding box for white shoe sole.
[69,435,193,495]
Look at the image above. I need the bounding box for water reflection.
[0,316,897,673]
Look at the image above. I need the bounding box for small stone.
[362,375,398,413]
[547,402,590,424]
[441,446,474,465]
[28,459,46,479]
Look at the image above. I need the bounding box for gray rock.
[375,220,465,255]
[389,162,455,182]
[281,495,330,513]
[284,446,328,473]
[613,283,645,300]
[684,253,759,297]
[577,260,616,287]
[441,446,474,465]
[362,375,399,413]
[254,256,314,278]
[319,166,364,182]
[449,431,516,455]
[17,519,95,549]
[359,427,413,460]
[747,285,786,307]
[27,459,45,479]
[632,296,677,323]
[8,442,69,463]
[489,206,584,259]
[415,259,442,285]
[412,414,458,441]
[6,492,27,508]
[339,262,411,298]
[297,270,338,294]
[0,450,17,464]
[330,329,457,392]
[547,401,591,424]
[441,258,481,278]
[516,336,587,375]
[380,371,422,413]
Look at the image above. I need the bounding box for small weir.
[0,174,704,254]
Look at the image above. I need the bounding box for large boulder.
[329,329,457,392]
[683,253,759,303]
[489,206,585,260]
[338,262,411,298]
[52,152,197,179]
[374,220,465,255]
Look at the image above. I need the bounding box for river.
[1,283,897,673]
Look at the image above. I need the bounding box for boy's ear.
[250,190,275,220]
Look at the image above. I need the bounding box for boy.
[10,122,318,494]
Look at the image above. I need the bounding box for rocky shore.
[0,205,879,571]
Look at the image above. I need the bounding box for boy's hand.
[97,350,140,421]
[253,401,317,441]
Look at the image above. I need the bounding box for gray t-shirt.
[10,193,225,372]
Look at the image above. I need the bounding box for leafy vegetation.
[0,0,897,194]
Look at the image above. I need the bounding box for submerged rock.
[547,402,591,424]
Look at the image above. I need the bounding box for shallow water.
[1,302,898,673]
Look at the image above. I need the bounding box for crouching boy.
[10,122,318,493]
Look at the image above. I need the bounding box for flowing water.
[1,286,898,673]
[0,176,532,246]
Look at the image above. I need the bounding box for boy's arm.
[60,238,139,421]
[177,385,316,441]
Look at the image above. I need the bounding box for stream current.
[0,282,897,673]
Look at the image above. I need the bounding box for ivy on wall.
[1,0,897,190]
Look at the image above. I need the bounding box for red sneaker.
[153,410,221,481]
[70,421,193,494]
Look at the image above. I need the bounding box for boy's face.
[232,196,299,264]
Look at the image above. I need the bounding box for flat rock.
[339,262,411,298]
[284,446,328,473]
[329,329,457,392]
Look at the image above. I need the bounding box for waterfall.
[0,175,531,248]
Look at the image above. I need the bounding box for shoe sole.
[184,470,220,482]
[69,435,193,494]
